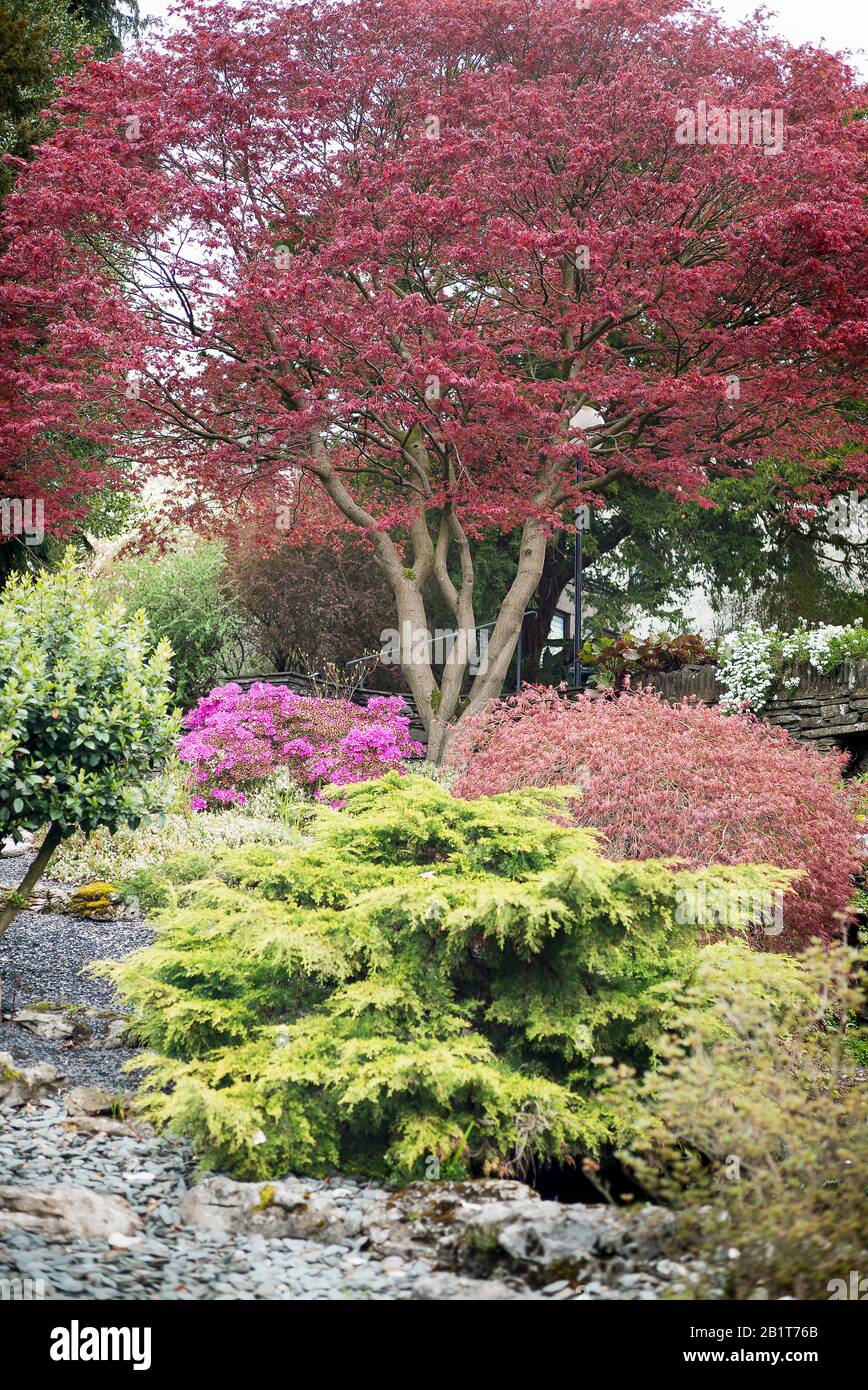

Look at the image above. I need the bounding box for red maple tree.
[1,0,865,757]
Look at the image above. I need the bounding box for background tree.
[0,0,142,576]
[95,539,249,707]
[227,528,397,682]
[1,0,865,759]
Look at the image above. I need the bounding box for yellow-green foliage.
[610,940,868,1299]
[100,775,790,1184]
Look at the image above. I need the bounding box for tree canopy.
[1,0,865,753]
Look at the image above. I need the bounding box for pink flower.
[177,684,420,810]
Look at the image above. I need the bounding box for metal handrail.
[344,610,540,670]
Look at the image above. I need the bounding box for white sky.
[718,0,865,67]
[139,0,866,72]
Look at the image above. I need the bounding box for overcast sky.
[717,0,865,63]
[137,1,866,69]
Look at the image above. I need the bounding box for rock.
[92,1017,133,1050]
[488,1204,630,1282]
[13,884,73,913]
[178,1175,370,1243]
[0,1183,142,1241]
[108,1231,142,1250]
[59,1115,151,1139]
[410,1272,543,1300]
[0,1052,64,1108]
[12,1007,92,1043]
[68,882,120,921]
[0,831,33,858]
[65,1085,117,1117]
[361,1180,541,1264]
[361,1180,677,1288]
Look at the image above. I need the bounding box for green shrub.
[0,554,178,934]
[100,774,788,1183]
[118,852,234,913]
[610,940,868,1299]
[96,541,248,707]
[117,866,175,913]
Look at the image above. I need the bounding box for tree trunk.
[520,537,574,681]
[0,823,63,938]
[419,516,549,764]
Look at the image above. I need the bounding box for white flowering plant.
[717,621,868,711]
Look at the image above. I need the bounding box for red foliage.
[1,0,866,545]
[450,686,862,949]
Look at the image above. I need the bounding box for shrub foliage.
[0,555,178,933]
[610,941,868,1299]
[451,686,861,949]
[103,775,787,1182]
[177,681,423,809]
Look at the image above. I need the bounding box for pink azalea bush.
[450,686,862,949]
[178,682,424,808]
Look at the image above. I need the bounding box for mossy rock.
[69,881,121,920]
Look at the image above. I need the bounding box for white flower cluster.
[717,623,782,710]
[717,621,867,711]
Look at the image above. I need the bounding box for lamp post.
[569,406,605,691]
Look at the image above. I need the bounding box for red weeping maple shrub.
[450,686,863,949]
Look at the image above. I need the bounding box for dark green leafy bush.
[103,774,787,1182]
[0,554,178,933]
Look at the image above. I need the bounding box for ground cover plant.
[451,686,862,949]
[50,758,313,908]
[101,774,789,1183]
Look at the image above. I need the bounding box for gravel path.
[0,855,148,1088]
[0,1101,441,1301]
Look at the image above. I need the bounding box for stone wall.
[641,660,868,762]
